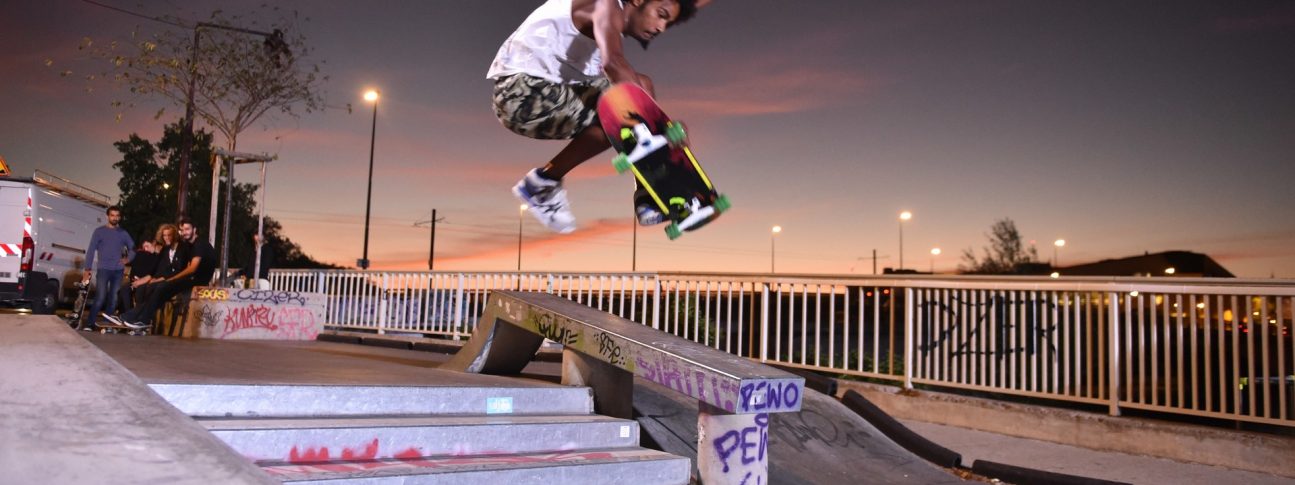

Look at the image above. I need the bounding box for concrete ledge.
[184,287,325,340]
[444,291,805,414]
[838,380,1295,478]
[0,315,275,484]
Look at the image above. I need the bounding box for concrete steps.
[150,383,689,484]
[151,383,593,417]
[262,447,689,484]
[203,414,642,461]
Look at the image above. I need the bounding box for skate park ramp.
[634,380,966,484]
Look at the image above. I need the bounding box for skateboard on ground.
[98,321,149,336]
[597,83,729,240]
[66,280,90,328]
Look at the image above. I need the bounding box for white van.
[0,170,111,313]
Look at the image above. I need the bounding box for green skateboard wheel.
[612,153,630,174]
[714,194,731,212]
[666,122,686,145]
[665,223,682,240]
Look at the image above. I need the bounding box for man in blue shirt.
[82,205,135,330]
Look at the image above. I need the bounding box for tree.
[959,218,1040,274]
[113,121,338,271]
[60,6,327,151]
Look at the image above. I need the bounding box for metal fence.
[271,270,1295,427]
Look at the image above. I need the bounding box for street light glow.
[1055,239,1066,247]
[520,204,528,212]
[772,225,782,234]
[364,90,379,102]
[899,211,912,221]
[931,248,941,256]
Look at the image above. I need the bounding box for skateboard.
[66,280,91,328]
[597,83,729,240]
[98,321,149,336]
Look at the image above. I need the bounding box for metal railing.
[271,270,1295,428]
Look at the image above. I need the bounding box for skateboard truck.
[612,123,669,173]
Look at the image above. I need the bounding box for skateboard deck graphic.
[597,83,729,239]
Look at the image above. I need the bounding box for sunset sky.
[3,1,1294,277]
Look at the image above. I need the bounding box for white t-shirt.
[487,0,622,84]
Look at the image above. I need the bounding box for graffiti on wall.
[189,287,325,340]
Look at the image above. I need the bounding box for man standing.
[108,217,215,330]
[241,232,275,290]
[82,206,134,330]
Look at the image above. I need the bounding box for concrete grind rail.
[446,291,805,415]
[445,291,806,484]
[0,315,275,484]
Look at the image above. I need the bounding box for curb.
[840,388,1132,485]
[971,460,1132,485]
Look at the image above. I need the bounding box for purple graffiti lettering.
[740,381,803,412]
[711,413,771,474]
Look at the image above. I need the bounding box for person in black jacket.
[121,238,160,313]
[110,218,214,329]
[240,232,275,289]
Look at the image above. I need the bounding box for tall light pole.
[771,225,782,273]
[898,211,912,271]
[930,247,941,274]
[518,204,527,271]
[1054,239,1066,268]
[177,24,289,217]
[359,89,379,270]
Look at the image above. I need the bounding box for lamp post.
[1054,239,1066,268]
[358,89,379,270]
[177,23,289,217]
[518,204,527,272]
[771,225,782,273]
[930,247,941,274]
[898,211,912,271]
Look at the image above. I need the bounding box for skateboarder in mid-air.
[490,0,710,233]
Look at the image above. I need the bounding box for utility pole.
[414,209,445,270]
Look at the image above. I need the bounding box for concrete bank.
[0,315,275,484]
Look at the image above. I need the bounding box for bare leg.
[540,123,610,179]
[540,73,655,180]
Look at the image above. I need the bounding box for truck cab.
[0,171,110,314]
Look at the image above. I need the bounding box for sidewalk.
[900,418,1294,485]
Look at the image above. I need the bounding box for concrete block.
[184,287,326,340]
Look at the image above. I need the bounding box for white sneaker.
[513,169,577,234]
[636,203,666,226]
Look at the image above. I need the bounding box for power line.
[79,0,191,29]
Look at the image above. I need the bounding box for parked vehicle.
[0,170,111,313]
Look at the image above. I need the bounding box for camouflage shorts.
[492,74,611,140]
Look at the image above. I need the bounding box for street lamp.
[358,89,380,270]
[930,247,941,274]
[771,225,782,273]
[518,204,527,271]
[1054,239,1066,268]
[898,211,912,271]
[177,23,289,217]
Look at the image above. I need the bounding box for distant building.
[1058,251,1234,278]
